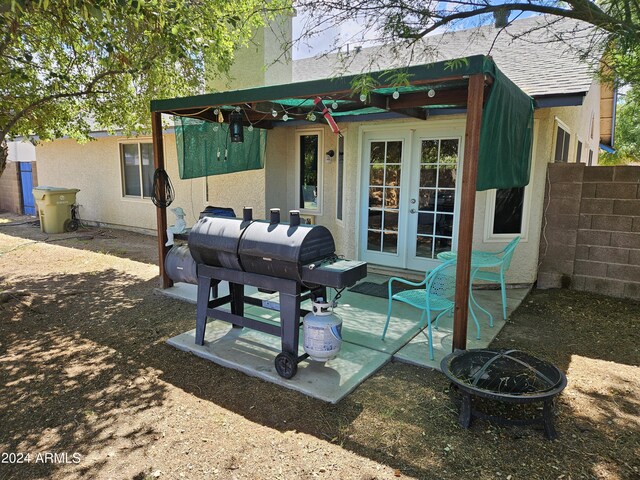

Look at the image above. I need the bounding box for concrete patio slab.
[159,280,530,403]
[167,321,391,404]
[393,287,531,370]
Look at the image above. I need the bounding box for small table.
[437,250,503,328]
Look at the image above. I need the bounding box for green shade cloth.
[174,117,266,179]
[157,55,534,188]
[478,60,534,191]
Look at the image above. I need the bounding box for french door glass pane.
[367,230,382,251]
[367,140,403,253]
[383,232,398,253]
[416,138,459,259]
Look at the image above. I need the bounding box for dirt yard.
[1,213,638,480]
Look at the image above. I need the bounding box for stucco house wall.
[262,96,598,285]
[36,135,198,231]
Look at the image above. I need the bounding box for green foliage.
[599,86,640,165]
[350,74,380,102]
[0,0,292,143]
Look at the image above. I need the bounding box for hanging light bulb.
[235,106,241,112]
[392,89,400,100]
[306,112,317,122]
[213,108,219,115]
[213,125,219,132]
[282,114,289,121]
[428,89,436,98]
[331,101,339,110]
[359,93,367,102]
[271,109,278,117]
[247,124,254,132]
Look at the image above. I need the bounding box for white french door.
[360,126,464,271]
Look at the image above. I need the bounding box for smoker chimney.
[289,210,301,226]
[243,207,253,221]
[270,208,281,224]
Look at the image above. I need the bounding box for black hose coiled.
[151,168,175,208]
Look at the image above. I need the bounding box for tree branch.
[1,67,140,139]
[407,3,625,39]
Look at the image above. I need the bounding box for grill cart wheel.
[275,352,298,379]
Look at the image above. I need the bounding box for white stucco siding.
[264,104,591,285]
[35,134,208,232]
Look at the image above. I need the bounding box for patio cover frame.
[150,54,531,351]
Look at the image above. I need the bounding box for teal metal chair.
[472,236,521,321]
[381,259,457,360]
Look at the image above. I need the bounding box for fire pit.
[441,349,567,439]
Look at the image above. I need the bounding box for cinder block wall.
[0,162,23,214]
[538,163,640,299]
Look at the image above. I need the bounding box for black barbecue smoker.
[165,207,367,379]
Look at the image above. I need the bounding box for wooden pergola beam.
[452,73,485,351]
[151,112,172,289]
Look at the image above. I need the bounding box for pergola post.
[452,73,485,351]
[151,112,172,288]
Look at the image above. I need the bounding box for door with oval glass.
[360,129,463,271]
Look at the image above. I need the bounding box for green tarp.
[161,55,533,188]
[478,59,534,190]
[174,117,266,179]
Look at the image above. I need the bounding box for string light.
[282,114,289,121]
[392,89,400,100]
[247,125,254,132]
[271,109,278,117]
[428,89,436,98]
[331,101,338,110]
[359,93,367,102]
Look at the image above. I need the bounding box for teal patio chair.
[473,236,521,321]
[381,259,457,360]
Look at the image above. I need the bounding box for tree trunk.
[0,139,7,179]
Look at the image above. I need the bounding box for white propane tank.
[303,298,343,362]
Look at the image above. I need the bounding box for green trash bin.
[32,187,80,234]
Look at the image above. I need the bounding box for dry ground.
[0,213,638,480]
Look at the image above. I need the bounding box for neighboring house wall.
[0,162,23,214]
[538,164,640,299]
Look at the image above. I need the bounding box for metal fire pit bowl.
[441,349,567,439]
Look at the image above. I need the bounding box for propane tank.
[303,298,342,362]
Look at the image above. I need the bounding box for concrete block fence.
[538,163,640,300]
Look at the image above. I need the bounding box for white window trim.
[119,139,153,200]
[295,128,324,216]
[551,117,571,163]
[483,121,537,243]
[335,132,346,226]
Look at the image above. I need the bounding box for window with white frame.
[336,134,345,222]
[297,130,323,213]
[121,142,154,198]
[484,121,536,241]
[553,122,571,163]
